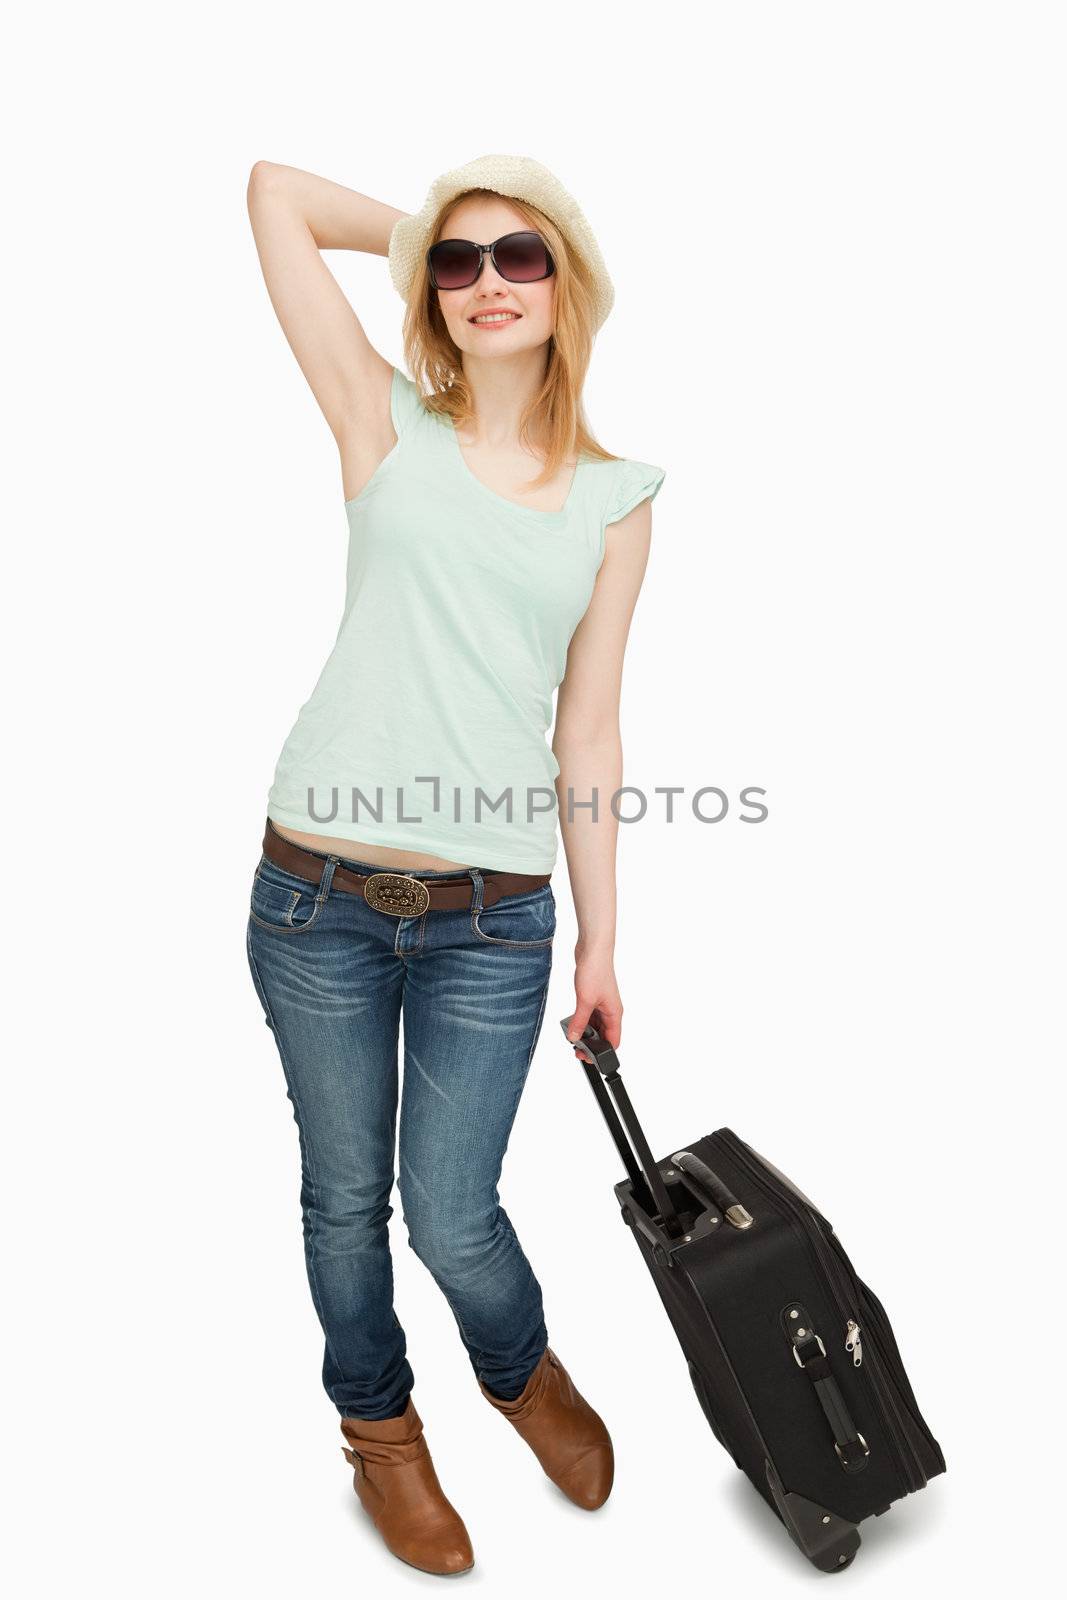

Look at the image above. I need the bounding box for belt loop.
[468,866,485,913]
[317,855,340,902]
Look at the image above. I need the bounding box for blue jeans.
[245,833,556,1420]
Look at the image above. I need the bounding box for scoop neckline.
[443,412,585,521]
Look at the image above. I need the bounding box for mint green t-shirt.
[265,366,665,873]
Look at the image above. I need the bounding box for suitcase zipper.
[823,1218,945,1466]
[844,1314,921,1491]
[712,1130,924,1494]
[845,1319,863,1367]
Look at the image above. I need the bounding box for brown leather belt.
[261,820,551,917]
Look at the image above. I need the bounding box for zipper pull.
[845,1319,863,1366]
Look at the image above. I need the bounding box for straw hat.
[388,153,615,331]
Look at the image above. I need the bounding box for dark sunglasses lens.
[429,240,481,289]
[494,233,552,281]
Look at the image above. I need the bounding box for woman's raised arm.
[245,161,408,469]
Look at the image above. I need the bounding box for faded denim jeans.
[245,825,556,1420]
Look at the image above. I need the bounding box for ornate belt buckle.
[363,872,431,918]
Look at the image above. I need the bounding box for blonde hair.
[399,188,621,490]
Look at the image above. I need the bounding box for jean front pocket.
[248,855,326,935]
[471,883,556,947]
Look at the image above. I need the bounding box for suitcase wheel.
[765,1461,863,1572]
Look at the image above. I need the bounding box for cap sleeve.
[606,457,666,525]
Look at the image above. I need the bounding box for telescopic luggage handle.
[561,1017,684,1237]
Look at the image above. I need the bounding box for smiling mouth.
[469,312,522,325]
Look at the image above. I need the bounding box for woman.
[244,154,665,1576]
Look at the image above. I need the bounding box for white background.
[6,2,1064,1593]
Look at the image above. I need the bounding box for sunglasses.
[426,231,556,291]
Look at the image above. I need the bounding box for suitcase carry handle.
[561,1017,684,1238]
[670,1150,754,1230]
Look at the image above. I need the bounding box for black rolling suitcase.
[562,1018,946,1572]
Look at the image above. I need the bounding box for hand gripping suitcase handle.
[565,1020,621,1077]
[561,1017,683,1236]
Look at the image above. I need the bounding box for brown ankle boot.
[339,1396,474,1575]
[479,1347,613,1510]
